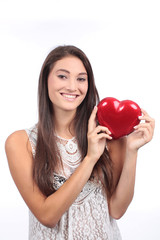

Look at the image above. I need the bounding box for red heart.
[97,97,141,139]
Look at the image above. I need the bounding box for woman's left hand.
[126,109,155,152]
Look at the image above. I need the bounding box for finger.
[134,124,154,139]
[134,126,150,136]
[134,123,152,134]
[138,116,155,127]
[134,122,151,129]
[134,127,151,141]
[141,108,150,116]
[95,125,111,135]
[88,106,98,132]
[139,109,155,123]
[97,133,112,140]
[139,114,154,122]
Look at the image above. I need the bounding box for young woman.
[5,45,155,240]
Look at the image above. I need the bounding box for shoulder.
[5,130,28,151]
[5,129,34,190]
[5,124,38,153]
[5,130,32,164]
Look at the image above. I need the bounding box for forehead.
[52,56,87,73]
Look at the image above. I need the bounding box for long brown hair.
[33,45,113,197]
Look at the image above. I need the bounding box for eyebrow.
[56,69,87,75]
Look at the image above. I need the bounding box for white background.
[0,0,160,239]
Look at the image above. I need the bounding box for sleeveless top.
[25,125,122,240]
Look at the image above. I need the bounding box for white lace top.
[25,125,122,240]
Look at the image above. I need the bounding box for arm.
[108,109,155,219]
[5,107,111,228]
[5,131,95,228]
[108,138,137,219]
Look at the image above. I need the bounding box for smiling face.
[47,56,88,114]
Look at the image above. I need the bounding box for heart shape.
[97,97,141,139]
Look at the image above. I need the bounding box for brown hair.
[33,45,113,197]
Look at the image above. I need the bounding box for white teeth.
[62,94,77,99]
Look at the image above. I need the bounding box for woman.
[5,45,155,239]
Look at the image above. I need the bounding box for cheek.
[47,77,57,102]
[47,77,59,94]
[81,82,88,95]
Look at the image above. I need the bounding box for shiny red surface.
[97,97,141,139]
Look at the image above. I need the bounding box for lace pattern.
[25,125,122,240]
[55,135,82,179]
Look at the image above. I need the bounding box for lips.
[60,93,79,101]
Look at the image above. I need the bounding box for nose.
[66,78,77,92]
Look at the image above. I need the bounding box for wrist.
[125,146,138,164]
[84,155,98,168]
[126,148,138,159]
[126,146,138,155]
[126,139,139,155]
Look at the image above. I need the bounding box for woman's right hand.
[86,106,112,165]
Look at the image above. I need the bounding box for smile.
[60,93,79,101]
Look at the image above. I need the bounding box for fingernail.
[134,126,138,129]
[94,106,97,110]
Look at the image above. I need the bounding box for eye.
[58,75,67,80]
[77,77,87,82]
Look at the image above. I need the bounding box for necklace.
[65,139,77,154]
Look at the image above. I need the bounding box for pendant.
[65,140,77,154]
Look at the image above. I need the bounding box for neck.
[53,109,76,139]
